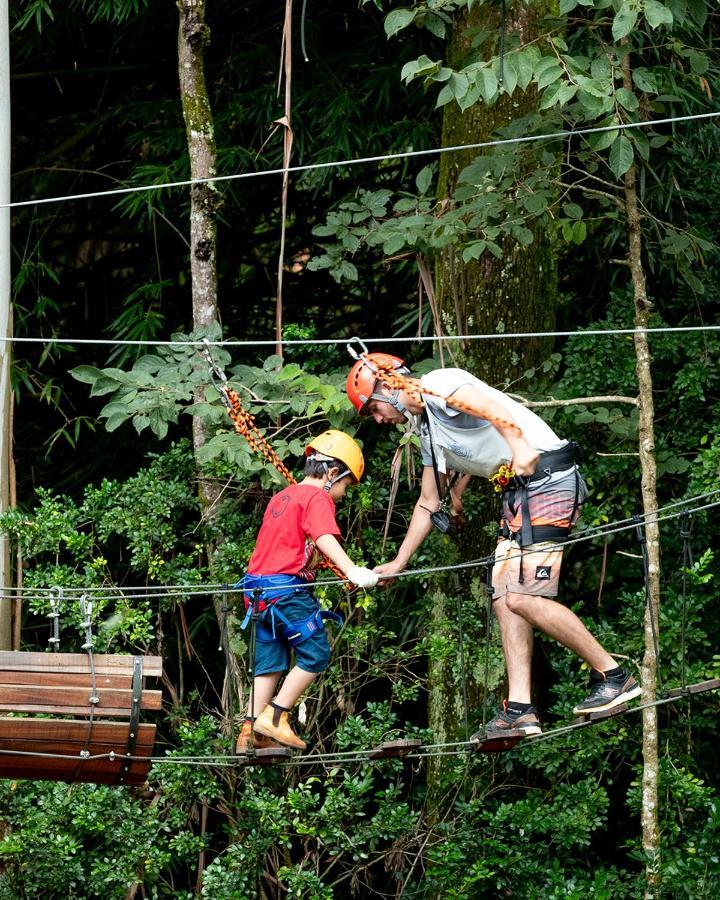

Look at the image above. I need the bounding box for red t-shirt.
[247,483,342,580]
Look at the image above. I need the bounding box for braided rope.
[220,385,347,582]
[367,357,524,439]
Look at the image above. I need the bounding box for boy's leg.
[275,666,319,709]
[247,671,282,718]
[255,621,331,751]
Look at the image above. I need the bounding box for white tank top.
[419,369,565,479]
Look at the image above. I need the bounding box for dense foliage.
[2,0,719,897]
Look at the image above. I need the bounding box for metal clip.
[48,587,63,650]
[346,336,370,362]
[79,595,94,650]
[201,338,228,385]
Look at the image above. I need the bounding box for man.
[346,351,640,740]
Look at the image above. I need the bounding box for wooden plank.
[0,757,152,785]
[0,671,132,689]
[0,685,162,715]
[368,739,422,760]
[240,747,293,766]
[687,678,720,695]
[0,652,162,678]
[471,734,524,753]
[588,702,628,721]
[0,720,156,754]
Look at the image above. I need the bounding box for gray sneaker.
[472,702,542,742]
[573,668,642,716]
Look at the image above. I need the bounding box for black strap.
[423,412,459,507]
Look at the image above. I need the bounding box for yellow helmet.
[305,430,365,482]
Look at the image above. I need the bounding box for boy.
[236,429,378,753]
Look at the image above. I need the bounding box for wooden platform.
[0,652,162,785]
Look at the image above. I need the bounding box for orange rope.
[222,385,297,484]
[219,385,347,583]
[367,357,523,439]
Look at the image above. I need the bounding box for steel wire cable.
[1,491,718,604]
[0,681,714,769]
[1,323,719,349]
[4,111,719,211]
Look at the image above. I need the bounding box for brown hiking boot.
[235,719,283,755]
[253,704,307,751]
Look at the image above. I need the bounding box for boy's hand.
[347,566,380,589]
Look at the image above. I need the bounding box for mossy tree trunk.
[620,48,661,900]
[427,1,560,794]
[177,0,243,720]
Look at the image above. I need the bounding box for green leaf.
[612,3,638,40]
[608,134,634,179]
[71,365,103,385]
[384,8,415,38]
[415,166,434,195]
[515,51,535,91]
[479,68,498,102]
[559,0,578,12]
[436,84,454,107]
[423,12,446,38]
[537,66,563,91]
[500,55,517,95]
[400,54,439,84]
[462,241,487,262]
[630,128,650,161]
[687,50,709,75]
[572,220,587,244]
[643,0,673,29]
[524,193,549,215]
[632,68,658,93]
[615,87,639,110]
[563,203,583,220]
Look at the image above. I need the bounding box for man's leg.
[492,596,535,704]
[505,592,617,672]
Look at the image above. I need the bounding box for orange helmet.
[305,430,365,482]
[346,352,409,415]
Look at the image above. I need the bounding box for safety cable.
[1,324,719,349]
[0,678,715,769]
[1,491,718,604]
[3,110,718,210]
[679,512,693,692]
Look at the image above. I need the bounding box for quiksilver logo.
[536,566,552,580]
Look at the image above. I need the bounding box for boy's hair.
[304,454,344,479]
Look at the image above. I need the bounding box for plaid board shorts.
[492,464,587,600]
[492,539,564,599]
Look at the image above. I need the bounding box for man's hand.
[373,559,406,583]
[510,445,540,477]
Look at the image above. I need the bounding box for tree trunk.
[621,51,661,900]
[177,0,244,719]
[427,0,560,796]
[0,0,12,650]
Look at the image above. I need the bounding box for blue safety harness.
[237,574,343,647]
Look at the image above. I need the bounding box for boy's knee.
[295,636,330,673]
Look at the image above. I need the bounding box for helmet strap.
[369,389,416,425]
[323,468,351,492]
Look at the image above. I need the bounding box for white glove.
[347,565,379,589]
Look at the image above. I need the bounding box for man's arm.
[450,383,540,476]
[375,466,440,578]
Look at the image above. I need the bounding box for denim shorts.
[253,590,331,676]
